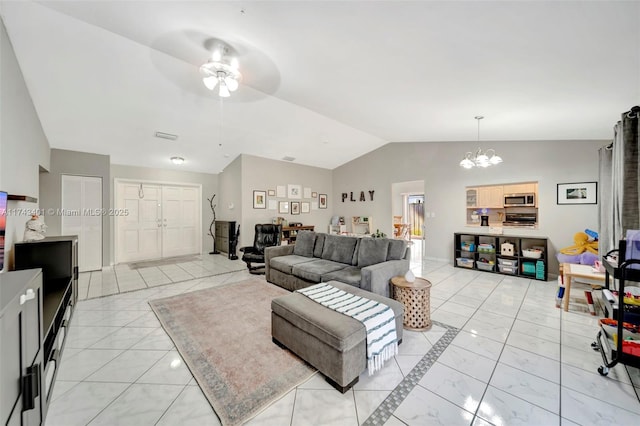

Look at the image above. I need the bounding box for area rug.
[149,279,316,426]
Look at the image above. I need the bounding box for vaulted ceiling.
[2,1,638,173]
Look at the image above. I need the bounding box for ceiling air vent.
[155,131,178,141]
[282,156,295,162]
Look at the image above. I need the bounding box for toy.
[559,232,598,256]
[24,214,47,241]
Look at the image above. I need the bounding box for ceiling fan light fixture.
[200,43,242,98]
[170,156,185,165]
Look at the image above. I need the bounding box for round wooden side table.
[390,276,432,331]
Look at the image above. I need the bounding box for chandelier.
[199,44,241,98]
[460,116,503,169]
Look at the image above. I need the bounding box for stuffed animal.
[559,231,598,256]
[24,214,47,241]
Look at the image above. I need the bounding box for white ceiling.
[2,1,639,174]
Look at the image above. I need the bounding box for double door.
[116,182,200,263]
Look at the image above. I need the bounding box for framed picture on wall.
[312,192,318,198]
[301,202,310,213]
[288,184,302,199]
[291,201,300,215]
[319,194,328,209]
[253,190,266,209]
[268,189,276,196]
[278,201,289,214]
[557,182,597,205]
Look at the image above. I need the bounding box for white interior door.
[116,183,162,263]
[62,175,103,272]
[162,186,199,258]
[115,181,200,263]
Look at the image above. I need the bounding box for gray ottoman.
[271,280,404,392]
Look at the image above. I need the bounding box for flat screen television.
[0,191,6,272]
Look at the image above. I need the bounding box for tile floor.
[78,254,245,300]
[45,252,640,425]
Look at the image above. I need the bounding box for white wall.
[333,139,607,274]
[0,17,50,269]
[110,164,218,262]
[238,154,333,248]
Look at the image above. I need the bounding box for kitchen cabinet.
[466,188,478,208]
[503,183,536,195]
[478,186,504,208]
[1,269,44,426]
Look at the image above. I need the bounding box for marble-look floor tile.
[561,387,639,425]
[437,301,478,317]
[437,344,497,383]
[397,330,432,356]
[86,349,167,383]
[130,327,174,350]
[125,311,161,328]
[354,390,392,424]
[422,324,448,345]
[561,364,640,414]
[477,386,559,426]
[560,344,631,384]
[296,372,334,390]
[56,349,123,381]
[431,309,469,329]
[462,317,511,343]
[419,362,487,413]
[44,381,129,426]
[395,355,423,377]
[393,385,474,426]
[489,363,559,413]
[506,331,560,361]
[89,327,155,350]
[64,325,120,349]
[136,350,193,385]
[451,330,504,360]
[512,319,560,343]
[354,358,404,391]
[516,309,560,329]
[156,385,221,426]
[291,389,358,426]
[246,388,295,425]
[49,380,79,402]
[498,345,560,384]
[88,383,184,425]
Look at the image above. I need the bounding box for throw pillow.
[387,239,408,260]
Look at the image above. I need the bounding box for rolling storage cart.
[592,256,640,376]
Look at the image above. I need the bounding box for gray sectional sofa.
[265,231,410,298]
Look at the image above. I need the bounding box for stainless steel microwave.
[504,193,535,207]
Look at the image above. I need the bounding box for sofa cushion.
[358,238,390,268]
[313,233,326,258]
[322,234,359,264]
[351,238,361,266]
[387,239,408,260]
[270,255,316,275]
[292,259,348,283]
[293,231,316,257]
[322,266,362,287]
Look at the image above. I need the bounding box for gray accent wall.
[110,164,219,262]
[0,17,50,269]
[39,149,111,267]
[239,154,333,248]
[217,154,242,244]
[333,139,607,275]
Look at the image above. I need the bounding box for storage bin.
[476,261,495,272]
[461,242,475,252]
[522,262,536,275]
[498,265,517,275]
[522,248,543,259]
[456,257,475,268]
[477,244,495,254]
[498,258,518,267]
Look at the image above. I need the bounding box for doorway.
[61,175,103,272]
[391,180,425,271]
[114,180,201,263]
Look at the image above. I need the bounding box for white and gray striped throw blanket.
[297,283,398,376]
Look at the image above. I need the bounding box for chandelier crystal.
[200,44,241,98]
[459,116,503,169]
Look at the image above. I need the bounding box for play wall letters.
[342,190,375,202]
